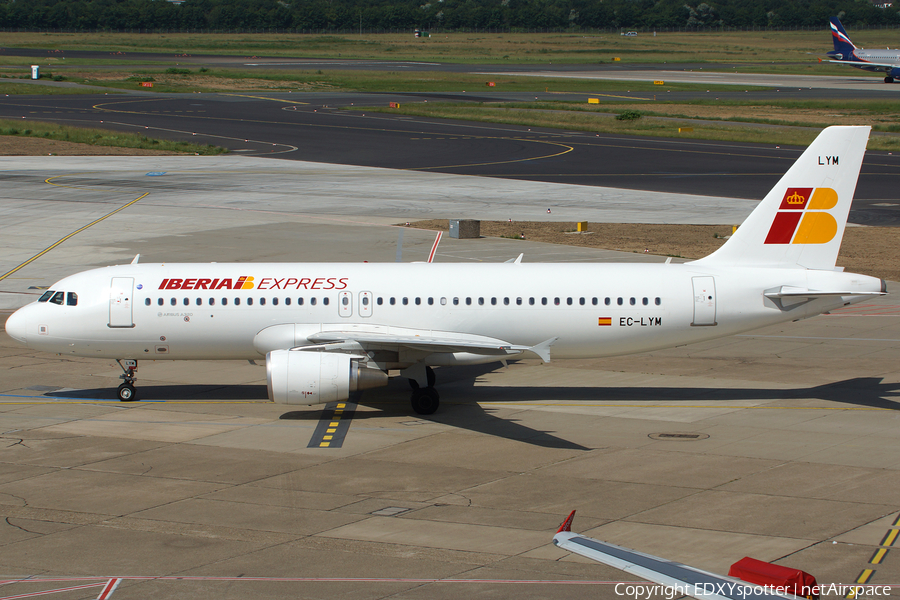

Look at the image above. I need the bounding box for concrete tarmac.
[2,154,900,599]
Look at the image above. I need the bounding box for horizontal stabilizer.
[764,285,886,299]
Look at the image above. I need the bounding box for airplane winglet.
[504,253,524,264]
[131,254,140,264]
[557,510,576,534]
[528,337,558,363]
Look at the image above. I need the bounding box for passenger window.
[478,297,484,306]
[605,297,611,306]
[567,298,573,306]
[235,298,241,306]
[342,296,349,306]
[503,297,509,305]
[516,297,522,305]
[554,298,560,306]
[630,297,636,305]
[260,298,266,306]
[38,291,54,302]
[376,297,383,305]
[285,297,291,306]
[529,298,535,305]
[183,298,189,306]
[210,298,216,306]
[592,297,598,306]
[323,297,329,305]
[541,298,548,305]
[222,298,228,306]
[453,297,459,305]
[145,298,151,306]
[415,297,421,305]
[491,298,497,306]
[642,297,649,306]
[617,297,623,306]
[390,298,396,305]
[66,292,78,306]
[273,297,278,306]
[655,297,662,305]
[248,298,254,306]
[402,297,408,306]
[298,297,304,305]
[196,298,202,306]
[440,297,447,305]
[466,297,472,305]
[170,298,176,306]
[428,297,434,305]
[310,297,317,306]
[50,291,64,305]
[579,298,585,305]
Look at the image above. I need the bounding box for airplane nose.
[4,308,27,344]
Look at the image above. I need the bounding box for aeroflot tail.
[694,126,869,270]
[829,17,857,59]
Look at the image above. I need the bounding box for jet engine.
[266,349,388,405]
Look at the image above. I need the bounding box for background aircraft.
[4,127,885,415]
[826,17,900,82]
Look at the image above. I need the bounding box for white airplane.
[3,126,885,415]
[826,17,900,83]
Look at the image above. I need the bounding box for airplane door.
[339,291,352,317]
[691,276,717,326]
[359,291,373,317]
[109,277,135,328]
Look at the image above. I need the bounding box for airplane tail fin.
[829,17,857,60]
[693,126,870,271]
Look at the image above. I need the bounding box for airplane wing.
[552,511,799,600]
[826,59,896,73]
[306,329,557,362]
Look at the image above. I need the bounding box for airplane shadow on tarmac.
[46,370,899,451]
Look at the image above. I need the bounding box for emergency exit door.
[691,276,717,326]
[109,277,134,328]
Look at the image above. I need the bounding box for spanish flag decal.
[598,317,612,326]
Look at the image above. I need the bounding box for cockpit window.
[67,292,78,306]
[38,291,55,302]
[49,291,65,305]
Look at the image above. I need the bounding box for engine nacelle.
[266,350,388,405]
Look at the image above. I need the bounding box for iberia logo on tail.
[764,187,838,245]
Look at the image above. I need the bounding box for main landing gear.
[409,366,439,415]
[116,359,138,401]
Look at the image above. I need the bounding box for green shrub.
[616,110,642,121]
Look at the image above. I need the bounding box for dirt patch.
[75,72,335,92]
[594,103,900,128]
[0,135,186,155]
[406,220,900,281]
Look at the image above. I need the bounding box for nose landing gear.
[116,359,138,401]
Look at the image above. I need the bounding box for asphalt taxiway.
[1,153,900,599]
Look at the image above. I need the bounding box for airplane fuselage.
[9,261,881,364]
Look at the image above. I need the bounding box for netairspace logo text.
[614,583,892,600]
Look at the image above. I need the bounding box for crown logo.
[785,191,806,205]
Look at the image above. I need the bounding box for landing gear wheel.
[411,387,440,415]
[115,359,138,402]
[886,76,894,83]
[117,383,136,402]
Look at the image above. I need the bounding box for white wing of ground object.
[552,511,802,600]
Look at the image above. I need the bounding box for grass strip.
[359,103,900,150]
[0,118,227,154]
